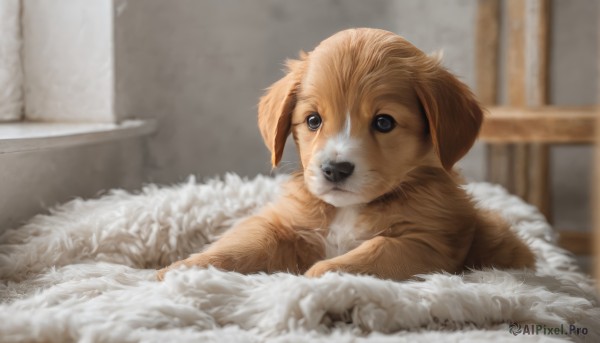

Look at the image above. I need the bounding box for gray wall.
[114,0,482,181]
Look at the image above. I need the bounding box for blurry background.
[116,0,598,232]
[0,1,598,255]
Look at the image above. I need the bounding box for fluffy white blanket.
[0,174,598,342]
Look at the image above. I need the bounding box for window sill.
[0,119,156,154]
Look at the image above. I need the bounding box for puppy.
[157,28,535,281]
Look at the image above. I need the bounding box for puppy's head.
[258,28,482,207]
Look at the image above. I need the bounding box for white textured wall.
[23,0,115,122]
[0,0,23,121]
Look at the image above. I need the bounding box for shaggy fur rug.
[0,174,598,342]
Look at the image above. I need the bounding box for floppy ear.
[258,56,307,167]
[415,61,483,170]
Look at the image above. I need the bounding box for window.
[0,0,23,122]
[0,0,154,153]
[1,0,115,123]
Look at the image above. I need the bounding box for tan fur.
[157,28,535,281]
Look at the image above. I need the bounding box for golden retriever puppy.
[157,28,535,281]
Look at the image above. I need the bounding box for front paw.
[156,251,244,281]
[156,253,215,281]
[156,266,170,281]
[305,260,339,278]
[156,260,189,281]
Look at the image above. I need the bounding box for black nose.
[321,161,355,183]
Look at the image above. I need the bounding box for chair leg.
[487,144,514,193]
[514,144,529,200]
[526,143,551,222]
[486,143,552,223]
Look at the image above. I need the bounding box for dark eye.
[306,113,322,131]
[372,114,396,133]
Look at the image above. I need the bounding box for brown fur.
[157,28,535,281]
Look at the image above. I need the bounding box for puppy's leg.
[157,215,323,280]
[463,211,536,270]
[305,235,465,281]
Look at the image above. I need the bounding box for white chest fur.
[325,206,367,259]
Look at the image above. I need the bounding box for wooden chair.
[475,0,597,256]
